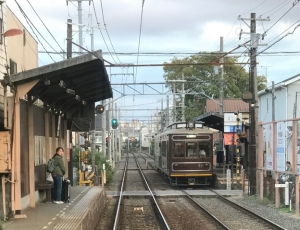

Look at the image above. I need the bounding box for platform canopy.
[194,111,224,132]
[9,50,113,130]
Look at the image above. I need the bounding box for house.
[258,73,300,164]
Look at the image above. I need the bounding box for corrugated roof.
[206,98,249,113]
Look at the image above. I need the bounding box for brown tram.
[153,121,216,186]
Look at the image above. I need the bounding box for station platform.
[3,186,106,230]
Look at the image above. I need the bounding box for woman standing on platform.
[52,147,66,204]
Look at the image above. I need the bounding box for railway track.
[96,152,287,230]
[114,153,169,229]
[182,190,287,230]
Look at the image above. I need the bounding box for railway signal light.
[95,104,105,114]
[111,118,118,129]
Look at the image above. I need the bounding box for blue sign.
[224,125,242,133]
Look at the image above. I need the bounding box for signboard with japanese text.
[264,124,273,170]
[224,113,243,125]
[297,121,300,173]
[276,122,285,171]
[224,125,242,133]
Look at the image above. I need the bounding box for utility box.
[0,131,11,173]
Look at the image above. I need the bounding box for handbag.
[46,174,53,183]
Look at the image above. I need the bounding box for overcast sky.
[7,0,300,123]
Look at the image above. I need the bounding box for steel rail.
[181,190,230,230]
[212,190,287,230]
[112,154,128,230]
[132,153,170,230]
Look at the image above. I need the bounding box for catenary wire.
[14,0,57,62]
[10,9,45,65]
[26,0,66,57]
[135,0,145,83]
[91,0,117,63]
[257,19,300,56]
[262,0,300,38]
[97,0,122,63]
[261,0,291,17]
[240,0,268,16]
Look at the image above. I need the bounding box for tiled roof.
[206,98,249,113]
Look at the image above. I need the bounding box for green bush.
[72,147,114,184]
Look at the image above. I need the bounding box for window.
[173,142,184,157]
[161,141,167,157]
[10,59,17,75]
[186,142,197,157]
[199,143,210,157]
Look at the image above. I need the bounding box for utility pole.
[239,13,269,195]
[101,100,106,157]
[108,98,112,165]
[219,36,224,151]
[66,0,91,54]
[166,95,170,127]
[161,99,164,131]
[114,103,118,163]
[173,82,176,122]
[67,19,72,59]
[118,108,122,161]
[182,73,185,122]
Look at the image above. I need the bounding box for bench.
[37,182,54,202]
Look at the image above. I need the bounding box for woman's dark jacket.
[52,153,66,176]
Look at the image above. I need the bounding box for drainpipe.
[2,176,6,220]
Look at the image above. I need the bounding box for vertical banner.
[277,122,285,171]
[297,121,300,173]
[264,124,273,170]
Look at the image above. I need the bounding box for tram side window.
[173,142,184,157]
[186,143,197,157]
[199,143,209,157]
[161,141,167,157]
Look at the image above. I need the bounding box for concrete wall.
[0,4,38,219]
[6,7,38,73]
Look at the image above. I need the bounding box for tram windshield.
[173,142,185,157]
[173,141,210,158]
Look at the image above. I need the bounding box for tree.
[163,53,266,121]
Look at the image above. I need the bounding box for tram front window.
[186,142,197,157]
[199,143,209,157]
[173,142,184,157]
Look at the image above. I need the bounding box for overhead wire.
[135,0,145,83]
[257,20,300,56]
[14,0,57,62]
[26,0,66,57]
[9,9,45,66]
[240,0,268,16]
[261,0,291,17]
[261,0,300,38]
[91,0,117,63]
[132,0,146,119]
[98,0,122,64]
